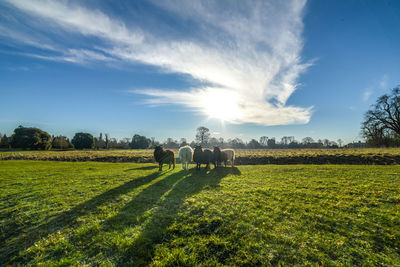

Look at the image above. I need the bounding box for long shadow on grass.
[124,166,158,171]
[3,171,161,264]
[111,167,241,265]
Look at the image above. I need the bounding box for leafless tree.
[196,126,210,146]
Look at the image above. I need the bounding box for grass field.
[1,161,399,265]
[2,148,400,164]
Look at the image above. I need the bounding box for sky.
[1,0,400,144]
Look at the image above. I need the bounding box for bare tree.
[281,136,289,145]
[323,139,330,147]
[259,136,268,147]
[218,137,224,147]
[361,87,400,146]
[337,139,343,147]
[302,137,314,145]
[363,87,400,135]
[196,126,210,146]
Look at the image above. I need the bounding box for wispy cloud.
[363,74,389,101]
[2,0,312,126]
[363,90,373,101]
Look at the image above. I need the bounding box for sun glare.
[200,90,241,122]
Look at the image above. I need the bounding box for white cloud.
[3,0,312,126]
[363,74,389,102]
[363,90,372,101]
[5,0,144,45]
[379,74,388,89]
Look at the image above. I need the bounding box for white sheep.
[222,149,235,167]
[178,145,193,170]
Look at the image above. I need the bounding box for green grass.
[1,161,400,265]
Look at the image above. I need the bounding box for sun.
[200,89,241,122]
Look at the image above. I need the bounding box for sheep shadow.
[2,171,161,264]
[124,165,158,171]
[4,166,241,264]
[111,166,241,265]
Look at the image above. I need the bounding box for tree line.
[0,125,347,150]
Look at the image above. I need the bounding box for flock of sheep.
[153,145,235,171]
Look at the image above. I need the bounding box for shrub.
[130,134,151,149]
[10,126,52,150]
[71,133,94,149]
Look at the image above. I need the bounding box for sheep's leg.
[169,161,171,169]
[159,163,162,171]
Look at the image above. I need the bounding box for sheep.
[222,149,235,167]
[193,145,213,170]
[213,146,228,167]
[153,145,175,171]
[178,145,193,170]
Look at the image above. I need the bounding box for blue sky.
[1,0,400,143]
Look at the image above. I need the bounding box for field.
[2,148,400,164]
[1,160,399,265]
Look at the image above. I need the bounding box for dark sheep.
[213,146,228,167]
[154,145,175,171]
[193,145,213,170]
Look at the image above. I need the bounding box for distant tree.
[117,138,131,149]
[281,136,292,146]
[108,138,118,149]
[179,138,188,147]
[196,126,210,146]
[329,141,339,148]
[247,139,262,149]
[218,137,225,147]
[164,138,178,149]
[208,137,220,148]
[323,139,330,147]
[94,133,106,150]
[302,137,314,145]
[0,134,10,149]
[267,138,276,148]
[71,132,94,149]
[105,134,110,149]
[229,138,245,149]
[288,140,299,148]
[337,139,343,147]
[189,140,197,147]
[52,136,71,149]
[259,136,268,147]
[130,134,151,149]
[10,126,52,150]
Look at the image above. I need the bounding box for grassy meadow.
[2,148,400,164]
[1,160,399,265]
